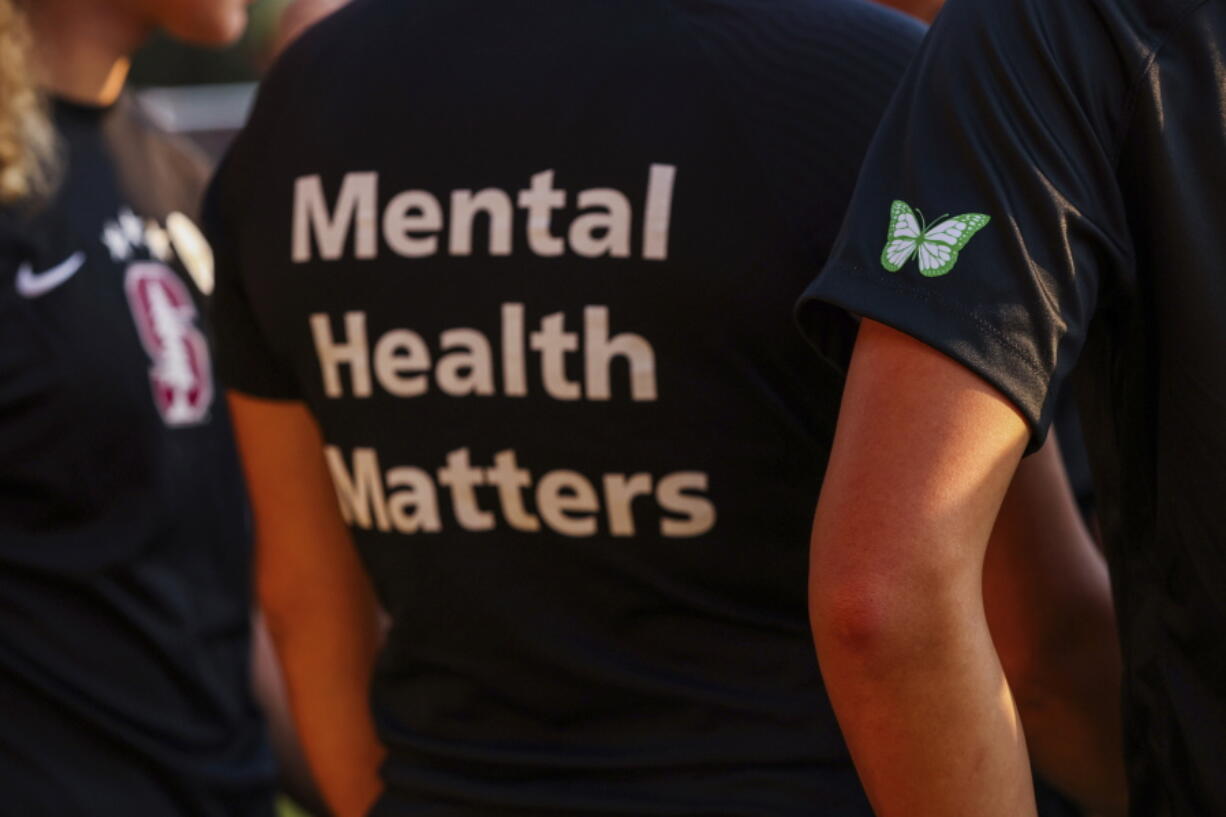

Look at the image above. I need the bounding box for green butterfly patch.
[880,200,990,277]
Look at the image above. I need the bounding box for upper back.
[209,2,924,813]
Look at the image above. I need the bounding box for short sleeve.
[797,0,1136,449]
[205,148,302,401]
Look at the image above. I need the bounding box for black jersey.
[207,0,924,814]
[799,0,1226,813]
[0,97,274,817]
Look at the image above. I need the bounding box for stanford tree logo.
[124,262,213,426]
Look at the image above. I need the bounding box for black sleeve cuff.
[797,260,1054,453]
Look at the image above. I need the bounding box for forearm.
[229,393,387,817]
[984,436,1127,816]
[1014,645,1126,817]
[812,532,1037,817]
[251,613,330,815]
[1004,587,1125,817]
[263,575,385,817]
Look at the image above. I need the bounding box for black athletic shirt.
[0,97,274,817]
[799,0,1226,813]
[208,1,924,814]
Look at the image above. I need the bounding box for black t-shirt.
[210,0,924,814]
[799,0,1226,813]
[0,97,274,817]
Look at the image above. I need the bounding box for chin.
[166,8,249,47]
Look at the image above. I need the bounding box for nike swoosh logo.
[15,251,86,298]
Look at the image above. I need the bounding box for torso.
[1090,4,1226,810]
[211,0,925,814]
[0,96,273,817]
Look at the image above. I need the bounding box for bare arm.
[809,319,1036,817]
[229,392,385,817]
[251,612,329,815]
[985,436,1127,816]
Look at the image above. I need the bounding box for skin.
[811,319,1037,817]
[24,0,250,105]
[831,4,1125,807]
[810,320,1126,817]
[984,435,1128,817]
[229,392,386,817]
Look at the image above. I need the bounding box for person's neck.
[26,0,151,107]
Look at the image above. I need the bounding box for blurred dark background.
[129,0,288,159]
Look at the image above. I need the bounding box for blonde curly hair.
[0,0,56,204]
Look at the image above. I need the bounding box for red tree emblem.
[124,262,213,426]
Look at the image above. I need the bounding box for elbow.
[808,534,985,684]
[809,572,955,677]
[809,581,896,664]
[808,503,986,679]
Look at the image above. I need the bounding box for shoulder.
[666,0,925,71]
[928,0,1194,73]
[666,0,924,33]
[899,0,1192,160]
[251,0,382,122]
[665,0,927,153]
[219,0,380,185]
[662,0,926,140]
